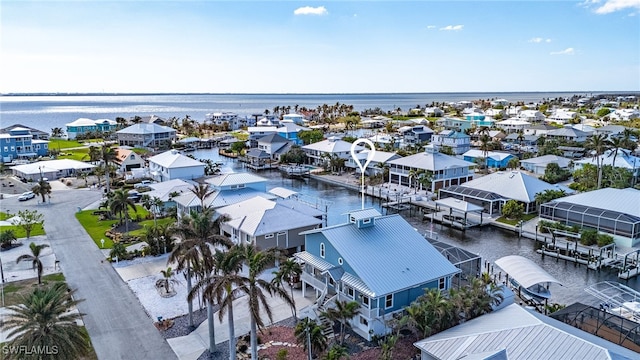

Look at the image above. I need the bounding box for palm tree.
[159,267,180,295]
[1,283,91,360]
[191,247,243,360]
[31,179,52,203]
[142,195,164,227]
[608,136,629,168]
[236,244,294,360]
[585,133,612,189]
[16,242,50,285]
[272,258,302,320]
[479,134,491,172]
[324,345,349,360]
[50,127,65,138]
[85,146,102,164]
[109,189,137,234]
[190,183,214,212]
[323,300,360,345]
[295,317,328,359]
[100,144,116,193]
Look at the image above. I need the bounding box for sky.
[1,0,639,94]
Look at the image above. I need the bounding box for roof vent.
[170,149,178,155]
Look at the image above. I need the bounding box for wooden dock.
[279,165,310,178]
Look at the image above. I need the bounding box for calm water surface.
[194,148,638,306]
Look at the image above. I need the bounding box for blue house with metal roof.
[294,208,459,340]
[0,127,49,163]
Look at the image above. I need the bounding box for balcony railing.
[301,272,326,291]
[336,292,380,319]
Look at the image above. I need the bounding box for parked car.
[134,180,155,189]
[18,191,36,201]
[127,190,142,202]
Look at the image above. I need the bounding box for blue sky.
[1,1,639,93]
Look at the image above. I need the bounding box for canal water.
[193,148,639,306]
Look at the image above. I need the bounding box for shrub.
[501,200,524,220]
[597,234,614,247]
[276,348,288,360]
[580,229,598,246]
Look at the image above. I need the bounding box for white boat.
[509,277,551,301]
[609,301,640,323]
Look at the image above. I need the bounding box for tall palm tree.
[109,189,137,234]
[16,242,50,285]
[190,183,214,212]
[31,179,52,203]
[323,299,360,345]
[84,146,102,164]
[608,136,629,168]
[191,247,243,360]
[100,144,116,193]
[585,133,612,189]
[1,284,91,360]
[479,134,491,172]
[295,317,328,360]
[272,258,302,320]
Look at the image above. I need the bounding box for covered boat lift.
[495,255,563,304]
[434,197,485,228]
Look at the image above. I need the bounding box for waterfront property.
[413,303,640,360]
[65,118,118,139]
[116,123,177,149]
[247,126,278,147]
[0,124,49,140]
[205,112,245,130]
[11,159,95,181]
[255,133,292,161]
[147,149,205,182]
[397,125,434,146]
[277,122,308,146]
[216,196,322,255]
[0,126,49,163]
[302,137,364,166]
[387,144,475,192]
[429,130,470,155]
[462,149,516,169]
[439,171,572,215]
[435,117,473,132]
[539,187,640,247]
[346,149,401,176]
[295,209,459,340]
[520,154,572,175]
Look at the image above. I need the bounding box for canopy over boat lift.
[495,255,563,302]
[434,197,485,227]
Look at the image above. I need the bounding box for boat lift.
[585,281,640,323]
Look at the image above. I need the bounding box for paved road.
[2,189,176,360]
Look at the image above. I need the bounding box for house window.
[245,234,251,243]
[362,295,369,307]
[320,243,325,258]
[338,257,343,265]
[350,216,355,223]
[362,218,371,224]
[346,286,354,298]
[385,294,393,309]
[265,233,274,239]
[359,316,368,326]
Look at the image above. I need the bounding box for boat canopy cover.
[495,255,563,289]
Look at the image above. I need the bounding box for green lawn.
[0,211,11,221]
[57,147,90,161]
[75,206,173,249]
[496,213,538,226]
[48,139,86,149]
[0,223,46,238]
[2,273,66,306]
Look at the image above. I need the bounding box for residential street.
[1,186,176,360]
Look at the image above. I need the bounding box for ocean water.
[0,92,592,133]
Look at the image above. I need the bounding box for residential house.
[517,109,546,123]
[398,125,434,146]
[435,117,472,132]
[136,115,167,125]
[11,159,95,181]
[65,118,118,139]
[256,133,292,160]
[116,123,177,149]
[148,149,205,182]
[574,150,640,180]
[503,133,540,147]
[367,134,400,149]
[608,108,640,121]
[439,171,573,215]
[547,109,578,124]
[282,113,306,125]
[430,130,470,155]
[593,125,626,138]
[113,148,144,172]
[295,209,459,340]
[277,122,308,146]
[465,112,495,127]
[0,127,49,163]
[346,150,401,176]
[524,123,558,137]
[496,118,531,133]
[546,125,590,143]
[490,99,509,107]
[302,137,364,166]
[0,124,49,140]
[144,179,195,209]
[462,150,516,169]
[520,155,572,175]
[174,172,273,216]
[414,303,640,360]
[484,108,505,118]
[387,144,475,192]
[248,126,278,147]
[217,196,322,255]
[539,187,640,247]
[424,107,444,117]
[205,112,244,130]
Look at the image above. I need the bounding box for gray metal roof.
[387,149,475,171]
[303,214,459,297]
[495,255,562,289]
[545,187,640,218]
[347,208,382,220]
[414,303,639,360]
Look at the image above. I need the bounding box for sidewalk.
[167,288,314,360]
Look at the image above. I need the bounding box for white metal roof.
[495,255,562,289]
[387,149,475,171]
[520,155,572,167]
[575,150,640,169]
[302,138,363,153]
[268,187,298,199]
[148,150,204,169]
[414,303,639,360]
[116,123,175,135]
[435,197,484,213]
[456,171,572,203]
[11,159,96,175]
[547,187,640,217]
[66,118,99,127]
[205,172,267,187]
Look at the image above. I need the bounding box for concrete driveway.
[1,188,176,360]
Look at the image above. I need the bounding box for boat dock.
[279,165,310,178]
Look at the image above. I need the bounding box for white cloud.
[439,25,463,31]
[583,0,640,14]
[427,25,436,29]
[550,48,575,55]
[529,37,552,43]
[293,6,328,16]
